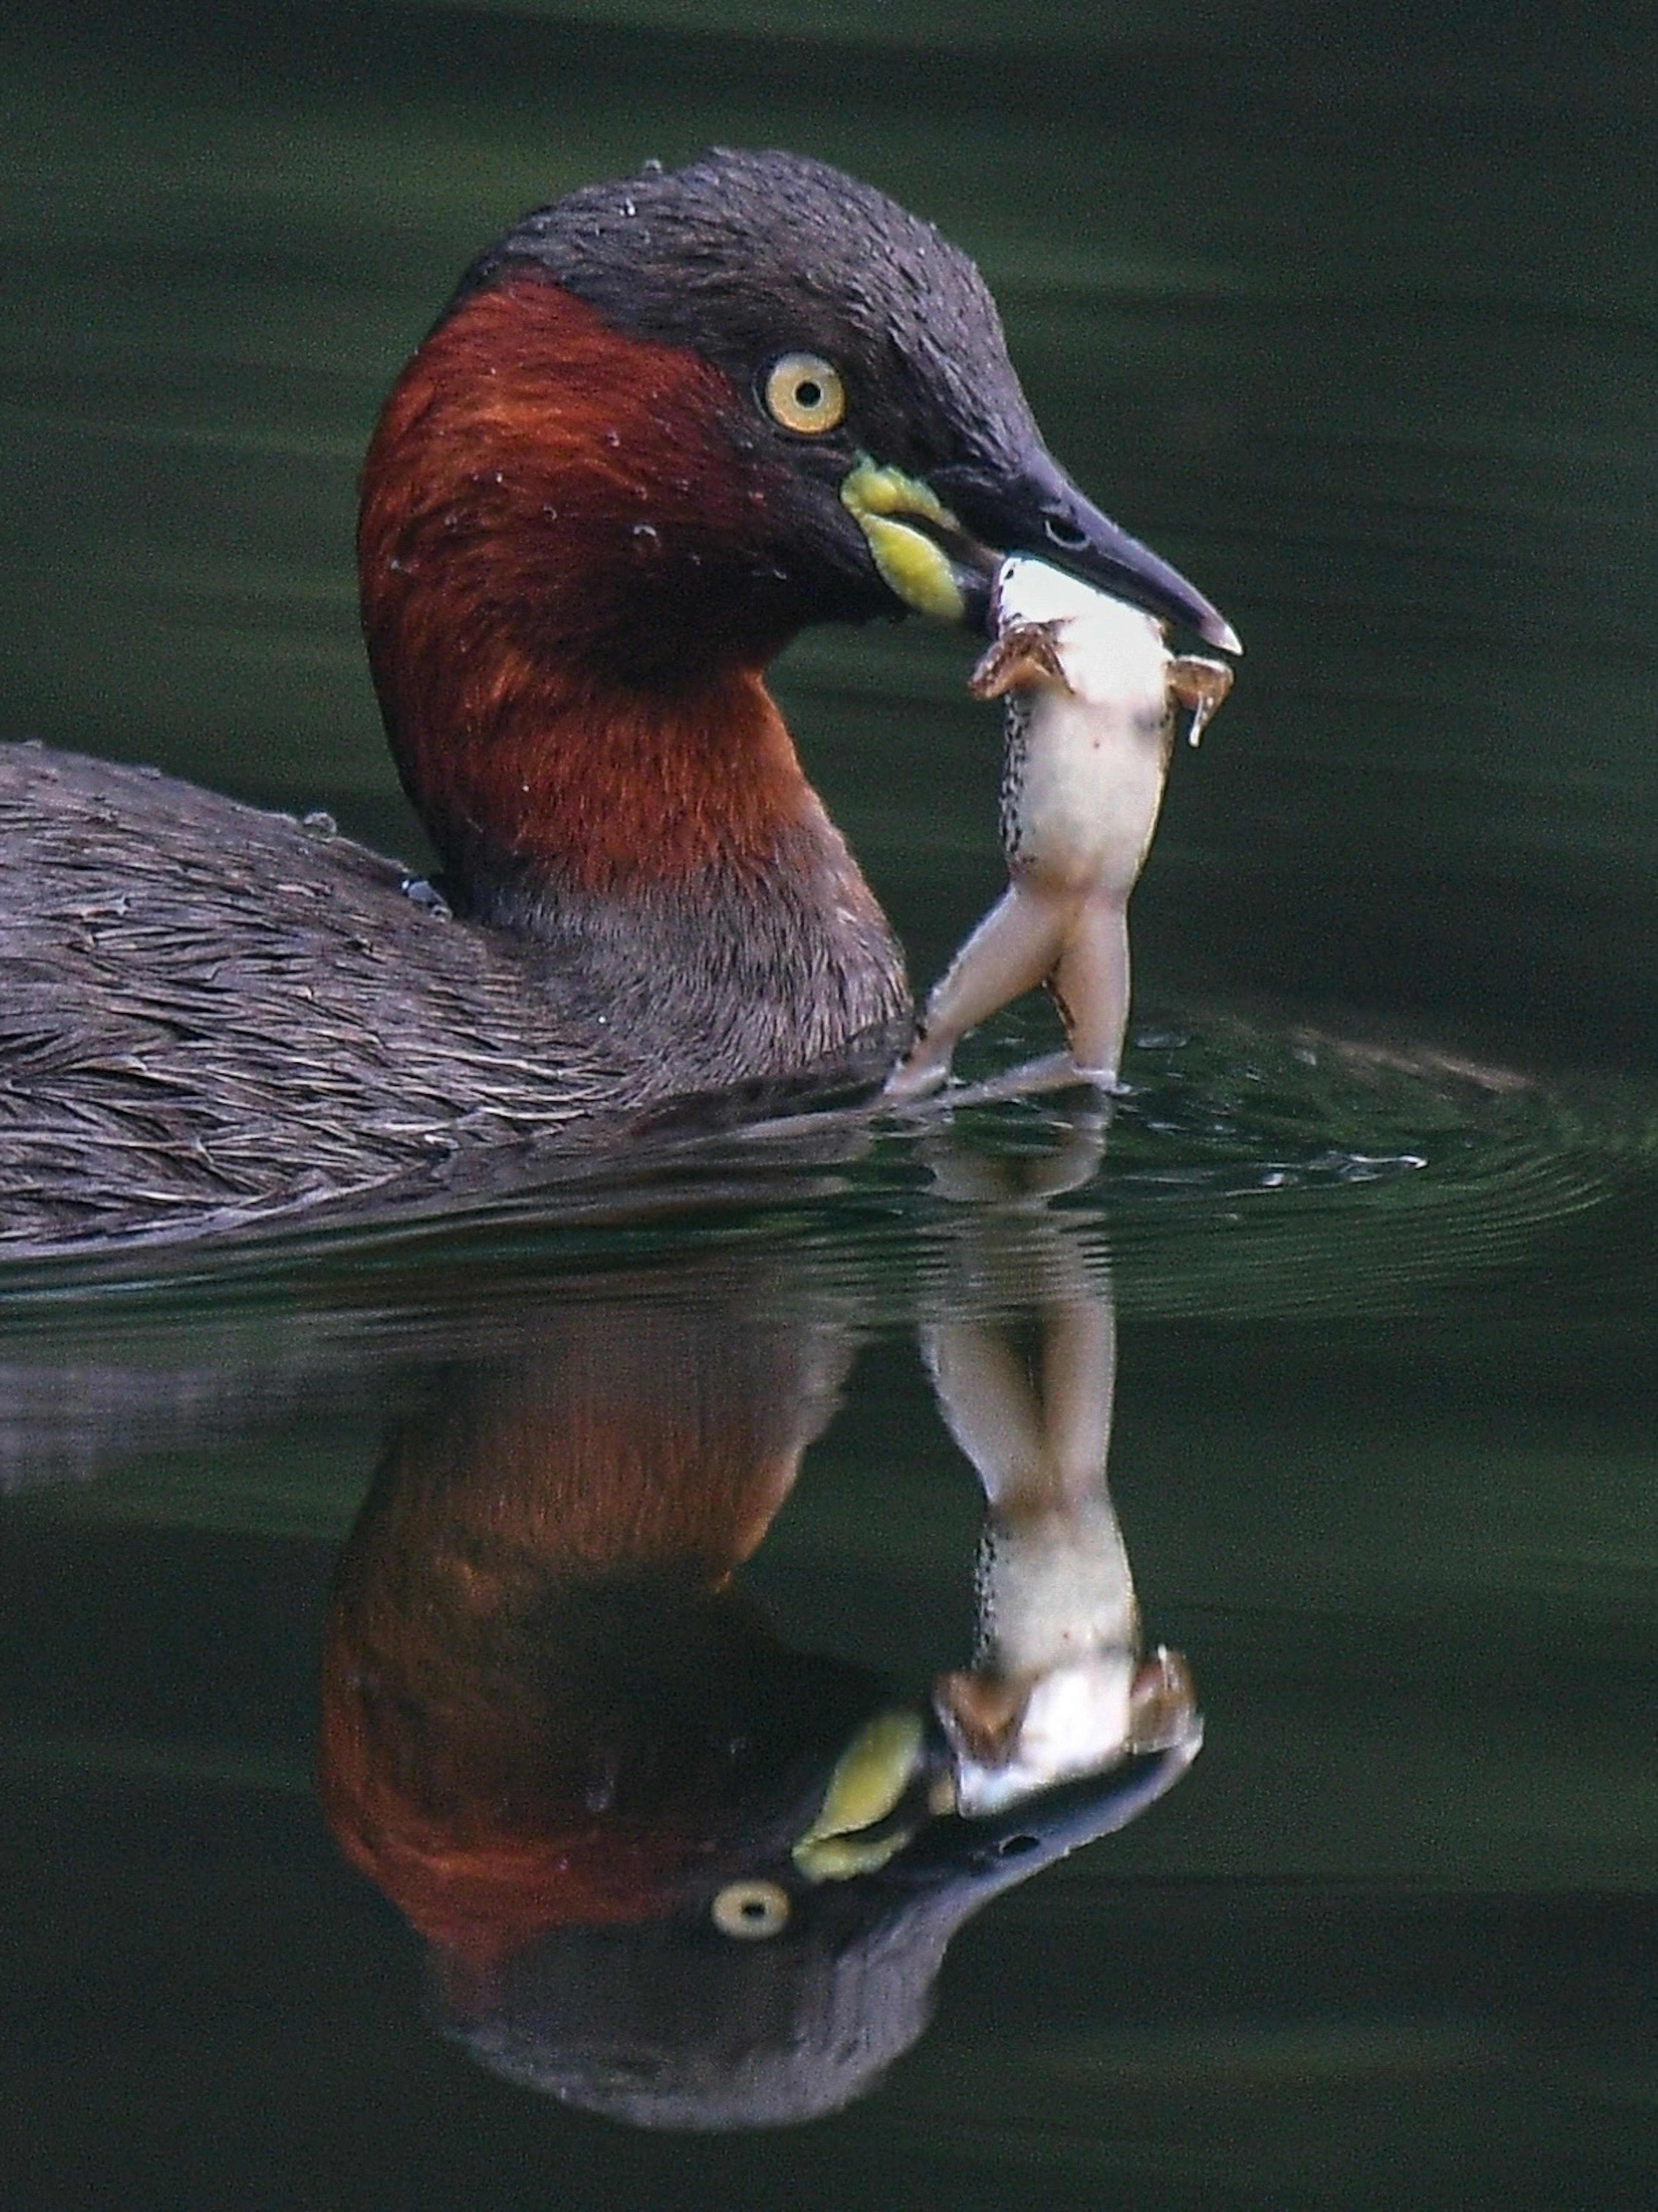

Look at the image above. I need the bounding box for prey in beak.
[840,452,1241,655]
[887,554,1234,1100]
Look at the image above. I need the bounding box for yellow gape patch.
[792,1706,925,1881]
[840,457,968,622]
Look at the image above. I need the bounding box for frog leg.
[968,620,1069,701]
[1168,653,1234,746]
[886,881,1071,1096]
[923,1319,1044,1503]
[1047,893,1132,1084]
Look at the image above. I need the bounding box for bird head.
[364,148,1237,695]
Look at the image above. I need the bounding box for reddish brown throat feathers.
[360,280,820,906]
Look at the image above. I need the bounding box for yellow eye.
[762,353,847,435]
[711,1879,792,1940]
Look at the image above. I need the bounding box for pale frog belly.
[1003,695,1170,893]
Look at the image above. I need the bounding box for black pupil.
[742,1897,768,1919]
[794,380,823,410]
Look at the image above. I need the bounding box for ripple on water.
[891,1008,1646,1325]
[0,1003,1646,1337]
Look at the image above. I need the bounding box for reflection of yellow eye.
[711,1879,792,1939]
[762,353,847,435]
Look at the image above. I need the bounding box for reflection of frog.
[924,1245,1195,1817]
[889,555,1233,1097]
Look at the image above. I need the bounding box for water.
[3,2,1656,2204]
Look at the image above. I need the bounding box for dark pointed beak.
[874,1732,1202,1913]
[931,448,1241,654]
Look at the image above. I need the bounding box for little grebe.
[0,150,1235,1248]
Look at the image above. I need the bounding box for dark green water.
[3,3,1655,2205]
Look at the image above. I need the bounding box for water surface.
[3,2,1655,2204]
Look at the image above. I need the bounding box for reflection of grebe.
[0,150,1234,1248]
[320,1296,882,1971]
[319,1247,1198,2130]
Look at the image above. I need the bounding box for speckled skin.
[993,577,1174,894]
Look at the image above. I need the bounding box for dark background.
[3,6,1656,2206]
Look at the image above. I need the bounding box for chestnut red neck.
[359,279,817,903]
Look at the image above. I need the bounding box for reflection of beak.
[930,445,1241,653]
[445,1714,1202,2132]
[876,1728,1202,1908]
[791,1661,1199,1887]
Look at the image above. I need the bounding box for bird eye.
[762,353,847,436]
[711,1879,792,1939]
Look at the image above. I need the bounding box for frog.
[887,554,1232,1099]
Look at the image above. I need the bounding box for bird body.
[0,743,912,1243]
[1,152,1234,1249]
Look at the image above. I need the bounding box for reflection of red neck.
[316,1309,815,1970]
[358,280,816,906]
[320,1666,711,1968]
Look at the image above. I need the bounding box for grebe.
[0,150,1234,1248]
